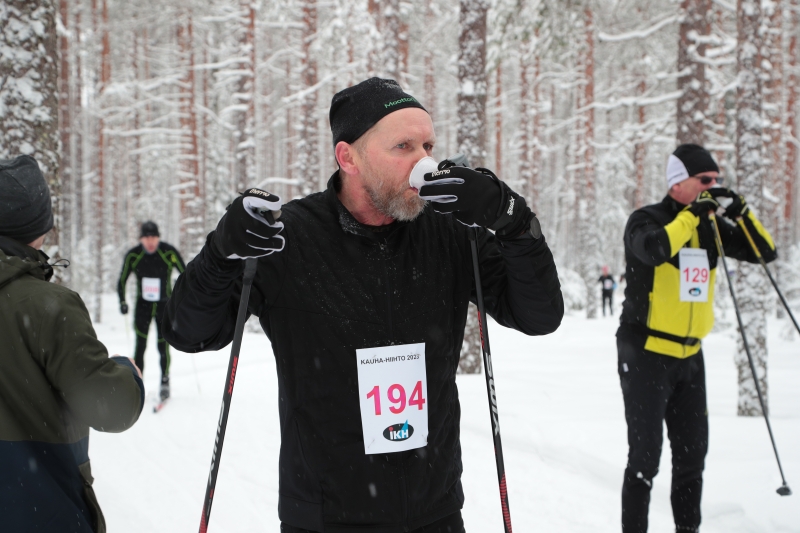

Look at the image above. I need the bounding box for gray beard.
[366,175,427,222]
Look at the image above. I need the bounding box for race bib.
[679,248,709,303]
[356,343,428,455]
[603,279,613,290]
[142,277,161,302]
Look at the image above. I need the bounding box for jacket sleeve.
[472,228,564,336]
[35,290,143,432]
[718,211,778,264]
[625,209,699,267]
[171,245,187,274]
[163,232,248,352]
[118,249,135,304]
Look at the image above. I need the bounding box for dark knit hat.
[0,155,54,243]
[666,144,720,187]
[140,221,160,238]
[329,77,427,149]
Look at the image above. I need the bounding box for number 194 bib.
[679,248,710,303]
[356,343,428,455]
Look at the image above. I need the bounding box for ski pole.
[469,229,514,532]
[709,213,792,497]
[735,217,800,338]
[198,257,259,532]
[443,152,513,532]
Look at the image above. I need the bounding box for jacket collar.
[324,172,410,243]
[661,194,687,213]
[0,236,54,283]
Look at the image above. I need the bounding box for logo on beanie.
[384,97,418,109]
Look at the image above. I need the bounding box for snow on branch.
[598,15,678,43]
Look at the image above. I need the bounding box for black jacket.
[117,242,185,305]
[164,176,563,532]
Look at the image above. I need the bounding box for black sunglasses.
[691,175,724,185]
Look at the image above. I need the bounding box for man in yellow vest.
[616,144,776,532]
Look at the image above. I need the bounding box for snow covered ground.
[89,293,799,532]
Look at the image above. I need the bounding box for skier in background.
[616,144,777,532]
[1,155,144,533]
[598,264,616,316]
[118,221,185,402]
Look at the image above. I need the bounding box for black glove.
[120,302,128,315]
[418,164,531,237]
[213,188,285,260]
[687,191,720,217]
[707,187,749,219]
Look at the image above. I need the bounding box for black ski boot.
[160,376,170,401]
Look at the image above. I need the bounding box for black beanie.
[0,155,54,243]
[671,144,719,179]
[140,221,160,237]
[329,77,427,149]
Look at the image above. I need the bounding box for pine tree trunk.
[579,6,599,319]
[58,0,72,285]
[456,0,489,374]
[234,0,256,192]
[297,0,319,196]
[785,0,799,245]
[0,0,60,248]
[178,10,202,257]
[634,79,647,209]
[735,0,770,416]
[677,0,710,144]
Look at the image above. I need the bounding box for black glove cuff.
[489,180,529,233]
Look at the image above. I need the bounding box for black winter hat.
[667,144,720,187]
[329,77,427,150]
[140,221,160,237]
[0,155,54,243]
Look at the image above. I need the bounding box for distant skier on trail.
[164,77,564,533]
[118,221,185,402]
[598,264,616,316]
[0,155,144,533]
[616,144,777,533]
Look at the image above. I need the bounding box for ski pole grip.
[243,257,258,283]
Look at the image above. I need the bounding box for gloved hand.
[213,188,285,260]
[687,191,720,217]
[120,302,128,315]
[418,164,531,236]
[707,187,749,219]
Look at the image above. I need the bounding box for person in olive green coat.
[0,155,145,533]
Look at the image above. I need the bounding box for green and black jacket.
[618,195,776,358]
[117,241,185,306]
[0,236,144,533]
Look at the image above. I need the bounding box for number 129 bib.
[356,343,428,454]
[679,248,710,302]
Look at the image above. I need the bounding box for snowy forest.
[2,0,800,414]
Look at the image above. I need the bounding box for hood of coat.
[0,236,53,287]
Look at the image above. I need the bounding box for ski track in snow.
[89,294,800,532]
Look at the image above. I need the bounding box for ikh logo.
[689,287,702,296]
[383,420,414,442]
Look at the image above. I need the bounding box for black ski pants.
[133,299,170,379]
[602,290,614,316]
[280,511,465,533]
[617,335,708,533]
